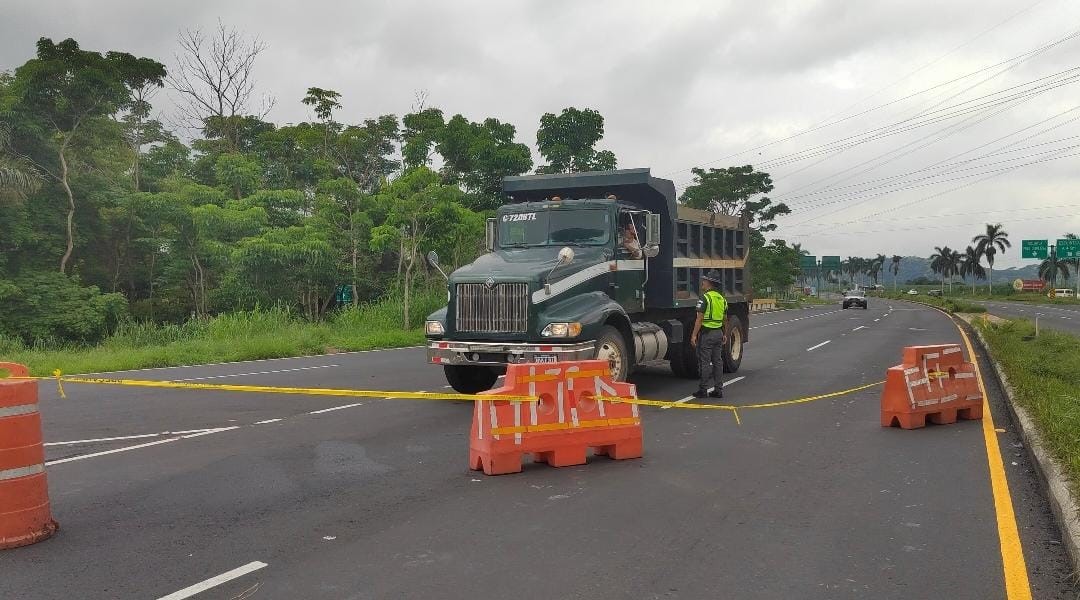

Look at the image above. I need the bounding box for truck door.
[614,210,647,312]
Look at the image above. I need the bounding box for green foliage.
[0,271,127,344]
[680,165,790,232]
[436,115,532,210]
[749,239,800,295]
[978,319,1080,495]
[535,107,617,174]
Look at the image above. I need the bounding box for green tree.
[7,38,166,273]
[1039,253,1069,288]
[750,239,800,296]
[370,167,467,328]
[680,165,790,232]
[959,245,986,294]
[401,107,444,170]
[929,246,951,291]
[972,223,1010,294]
[436,114,532,210]
[890,255,902,292]
[535,107,616,174]
[1063,233,1079,296]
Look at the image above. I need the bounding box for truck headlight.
[425,320,445,335]
[541,322,582,338]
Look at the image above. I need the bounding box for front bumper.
[843,299,867,307]
[428,340,596,366]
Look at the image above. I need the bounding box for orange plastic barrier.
[470,360,643,475]
[880,345,983,429]
[0,362,58,549]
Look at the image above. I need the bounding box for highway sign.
[800,255,817,269]
[1021,239,1048,259]
[1057,238,1080,259]
[821,255,841,269]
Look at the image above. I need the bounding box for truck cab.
[425,168,751,394]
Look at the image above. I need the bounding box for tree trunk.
[988,266,993,295]
[58,145,76,274]
[350,214,359,306]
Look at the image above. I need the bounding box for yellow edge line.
[956,319,1032,599]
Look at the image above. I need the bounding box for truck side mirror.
[645,213,661,247]
[427,250,448,281]
[544,247,575,295]
[645,212,661,256]
[485,218,496,252]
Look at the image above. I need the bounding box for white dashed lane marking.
[806,340,831,352]
[156,561,268,600]
[667,376,746,408]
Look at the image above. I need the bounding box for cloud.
[2,0,1078,266]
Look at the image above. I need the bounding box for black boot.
[692,389,710,398]
[709,387,724,398]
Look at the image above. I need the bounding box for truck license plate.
[534,354,558,364]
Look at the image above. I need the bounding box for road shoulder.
[965,315,1080,576]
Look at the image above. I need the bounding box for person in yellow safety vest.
[691,270,728,398]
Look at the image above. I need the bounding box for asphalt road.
[1,300,1075,599]
[972,299,1080,336]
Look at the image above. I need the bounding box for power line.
[663,23,1080,179]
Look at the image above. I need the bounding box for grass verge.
[0,288,446,376]
[976,318,1080,496]
[875,291,986,314]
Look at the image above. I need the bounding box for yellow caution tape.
[3,373,883,424]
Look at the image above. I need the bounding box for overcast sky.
[3,0,1079,267]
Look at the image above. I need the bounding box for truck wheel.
[443,365,498,394]
[668,321,699,379]
[669,343,699,379]
[722,315,744,374]
[595,325,631,382]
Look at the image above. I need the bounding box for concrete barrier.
[750,298,777,312]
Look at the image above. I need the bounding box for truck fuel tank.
[632,322,669,364]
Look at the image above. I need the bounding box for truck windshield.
[499,210,610,247]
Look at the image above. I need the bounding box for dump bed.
[672,206,750,305]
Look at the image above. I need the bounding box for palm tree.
[960,245,986,295]
[890,255,902,292]
[1064,233,1079,297]
[946,249,963,294]
[869,253,886,287]
[972,224,1011,295]
[1039,254,1069,288]
[929,246,951,291]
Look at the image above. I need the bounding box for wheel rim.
[597,341,623,379]
[730,328,743,361]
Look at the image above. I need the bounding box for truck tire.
[668,320,699,379]
[443,365,498,394]
[722,315,744,374]
[669,343,699,379]
[595,325,631,382]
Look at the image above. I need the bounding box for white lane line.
[82,345,424,376]
[665,376,746,409]
[44,429,216,446]
[45,433,163,446]
[254,418,282,425]
[750,310,841,330]
[852,325,867,331]
[806,340,831,352]
[873,318,880,322]
[156,561,268,600]
[173,364,339,382]
[181,426,240,439]
[46,437,181,466]
[308,402,365,415]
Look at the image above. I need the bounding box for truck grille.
[455,282,528,333]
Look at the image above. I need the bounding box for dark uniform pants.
[697,327,725,391]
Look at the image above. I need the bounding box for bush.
[0,271,128,345]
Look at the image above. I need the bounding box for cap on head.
[702,269,723,285]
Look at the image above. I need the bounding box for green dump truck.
[424,168,751,393]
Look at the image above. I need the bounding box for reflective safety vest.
[702,289,727,329]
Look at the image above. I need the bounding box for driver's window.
[618,212,644,259]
